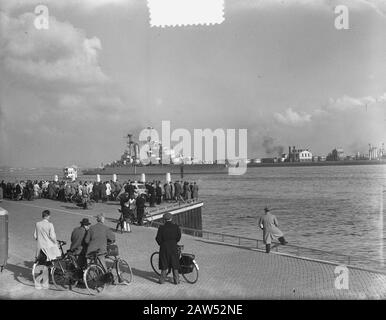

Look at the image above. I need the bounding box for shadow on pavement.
[5,261,35,288]
[131,268,159,284]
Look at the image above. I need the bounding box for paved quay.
[0,199,385,300]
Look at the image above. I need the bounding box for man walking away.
[258,207,288,253]
[70,218,91,269]
[155,212,181,285]
[33,210,61,289]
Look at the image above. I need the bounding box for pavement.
[0,198,385,300]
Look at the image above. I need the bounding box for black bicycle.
[50,241,83,290]
[83,243,133,295]
[150,245,199,284]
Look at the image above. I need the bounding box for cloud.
[325,93,386,112]
[0,0,134,13]
[230,0,386,17]
[1,12,109,86]
[0,6,134,155]
[274,108,312,126]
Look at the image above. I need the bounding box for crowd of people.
[0,179,199,205]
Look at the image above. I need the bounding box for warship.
[82,133,229,176]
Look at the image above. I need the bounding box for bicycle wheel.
[83,264,106,295]
[32,262,52,287]
[150,252,160,276]
[51,261,79,290]
[181,263,199,284]
[32,262,44,284]
[116,258,133,285]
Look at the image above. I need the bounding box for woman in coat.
[155,213,181,284]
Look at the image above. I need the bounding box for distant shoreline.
[247,159,386,168]
[0,159,385,174]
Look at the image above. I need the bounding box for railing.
[145,199,201,216]
[144,221,385,274]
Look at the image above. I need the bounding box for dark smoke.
[262,136,284,156]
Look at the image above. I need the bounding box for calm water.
[1,165,385,268]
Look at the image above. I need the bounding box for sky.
[0,0,385,167]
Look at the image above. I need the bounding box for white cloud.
[325,93,386,112]
[274,107,312,126]
[1,12,109,85]
[0,0,134,13]
[230,0,386,16]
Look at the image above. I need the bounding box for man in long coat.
[155,212,181,284]
[33,210,61,289]
[258,207,288,253]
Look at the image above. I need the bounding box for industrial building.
[287,146,313,162]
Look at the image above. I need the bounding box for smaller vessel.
[63,165,78,181]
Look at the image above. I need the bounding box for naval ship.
[82,133,229,176]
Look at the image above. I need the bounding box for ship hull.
[82,164,228,175]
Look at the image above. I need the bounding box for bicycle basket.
[106,244,119,257]
[180,253,195,274]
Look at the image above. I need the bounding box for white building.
[298,150,312,161]
[288,147,313,162]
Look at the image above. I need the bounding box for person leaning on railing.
[258,207,288,253]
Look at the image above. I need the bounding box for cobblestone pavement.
[1,199,385,299]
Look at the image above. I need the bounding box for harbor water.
[1,165,385,269]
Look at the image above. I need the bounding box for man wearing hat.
[70,218,91,268]
[155,212,181,284]
[85,214,115,268]
[258,207,288,253]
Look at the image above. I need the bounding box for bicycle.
[32,240,68,289]
[50,241,84,291]
[83,243,133,295]
[150,245,199,284]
